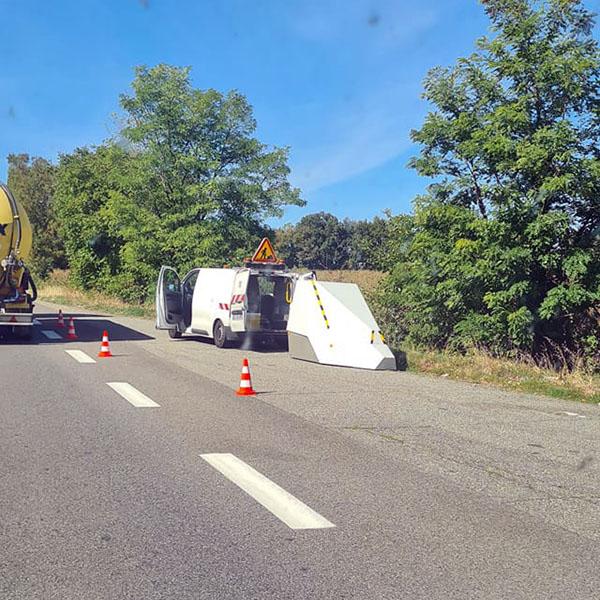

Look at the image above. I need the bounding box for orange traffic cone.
[66,316,78,340]
[98,330,113,358]
[236,358,256,396]
[57,309,65,328]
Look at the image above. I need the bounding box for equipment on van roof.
[155,238,396,370]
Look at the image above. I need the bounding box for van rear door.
[230,269,249,332]
[156,266,183,330]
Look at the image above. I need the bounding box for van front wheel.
[213,319,227,348]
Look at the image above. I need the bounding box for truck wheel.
[168,328,182,339]
[213,319,227,348]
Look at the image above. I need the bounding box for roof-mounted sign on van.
[244,238,286,268]
[252,238,278,262]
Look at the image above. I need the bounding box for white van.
[155,265,295,347]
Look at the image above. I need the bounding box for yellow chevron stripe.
[311,280,330,330]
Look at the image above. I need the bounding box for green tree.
[7,154,66,278]
[54,145,157,301]
[291,212,350,270]
[119,65,302,226]
[275,223,299,267]
[345,214,400,270]
[55,64,303,302]
[383,0,599,367]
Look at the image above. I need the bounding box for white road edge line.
[65,349,96,364]
[41,330,62,340]
[201,453,335,530]
[106,382,160,408]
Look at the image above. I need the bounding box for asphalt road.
[1,302,598,599]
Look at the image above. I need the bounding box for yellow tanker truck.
[0,182,37,340]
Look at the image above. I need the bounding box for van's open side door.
[230,269,250,332]
[156,266,183,330]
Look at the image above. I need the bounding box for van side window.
[164,269,180,293]
[258,277,275,296]
[183,271,198,294]
[181,271,198,327]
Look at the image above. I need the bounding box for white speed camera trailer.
[156,238,396,370]
[286,275,396,370]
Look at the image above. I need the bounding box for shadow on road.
[35,313,106,319]
[0,313,154,345]
[169,333,288,354]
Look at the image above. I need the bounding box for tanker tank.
[0,182,36,339]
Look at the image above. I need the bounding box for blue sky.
[1,0,598,224]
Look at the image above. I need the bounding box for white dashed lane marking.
[65,350,96,364]
[201,453,335,530]
[41,330,62,340]
[559,411,586,418]
[107,382,160,408]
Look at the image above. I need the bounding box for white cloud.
[285,0,438,192]
[290,81,423,192]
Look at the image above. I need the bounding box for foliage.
[54,64,303,302]
[38,269,155,318]
[345,215,392,270]
[290,212,349,269]
[380,0,599,370]
[275,223,299,267]
[7,154,66,278]
[119,65,301,225]
[276,212,394,270]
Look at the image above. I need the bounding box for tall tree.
[7,154,66,278]
[346,215,393,270]
[384,0,599,366]
[292,212,350,270]
[119,65,302,224]
[55,65,303,302]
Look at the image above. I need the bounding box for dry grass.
[37,270,155,318]
[407,347,600,404]
[315,270,385,293]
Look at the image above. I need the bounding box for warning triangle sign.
[251,238,278,263]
